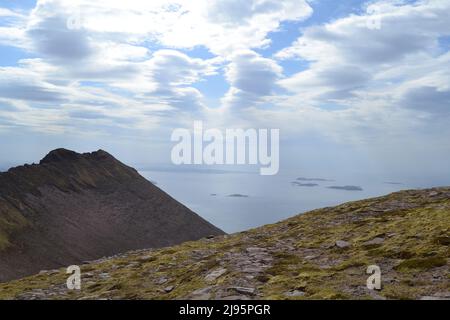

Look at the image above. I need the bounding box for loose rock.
[205,268,227,282]
[335,240,351,248]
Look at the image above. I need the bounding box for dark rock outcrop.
[0,149,224,282]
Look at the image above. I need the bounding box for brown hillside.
[0,149,224,282]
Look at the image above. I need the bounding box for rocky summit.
[0,187,448,300]
[0,149,224,282]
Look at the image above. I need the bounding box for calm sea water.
[140,170,442,233]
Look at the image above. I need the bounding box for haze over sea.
[141,169,450,233]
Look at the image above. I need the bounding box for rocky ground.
[0,187,449,300]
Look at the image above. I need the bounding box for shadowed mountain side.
[0,149,224,282]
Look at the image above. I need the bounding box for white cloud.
[0,8,25,18]
[0,0,312,126]
[276,0,450,117]
[1,0,449,151]
[277,1,450,63]
[0,6,28,48]
[20,0,312,56]
[147,50,217,86]
[222,50,282,109]
[0,62,174,135]
[0,65,69,102]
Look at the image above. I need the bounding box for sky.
[0,0,449,184]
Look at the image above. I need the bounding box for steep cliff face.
[0,149,224,282]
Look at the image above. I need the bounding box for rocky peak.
[39,148,81,164]
[89,149,113,161]
[39,149,115,165]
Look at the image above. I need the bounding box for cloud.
[147,50,216,87]
[401,86,450,115]
[205,0,309,26]
[277,1,450,63]
[0,62,174,134]
[110,49,219,112]
[222,50,282,108]
[1,0,449,152]
[0,0,312,123]
[276,0,450,112]
[27,15,94,61]
[196,0,312,54]
[280,64,371,102]
[0,6,28,48]
[0,67,68,102]
[17,0,312,56]
[0,8,24,18]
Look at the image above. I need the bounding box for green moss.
[382,284,422,300]
[0,204,30,251]
[265,253,302,276]
[394,256,447,272]
[384,250,415,259]
[434,236,450,246]
[307,288,350,300]
[0,232,10,250]
[333,259,366,271]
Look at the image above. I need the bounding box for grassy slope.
[0,201,29,251]
[0,187,449,300]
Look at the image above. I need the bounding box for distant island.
[228,194,249,198]
[327,185,363,191]
[297,177,334,182]
[291,181,319,187]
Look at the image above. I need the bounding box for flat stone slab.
[335,240,351,248]
[205,268,227,282]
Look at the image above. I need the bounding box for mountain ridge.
[0,149,224,282]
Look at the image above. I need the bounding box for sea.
[140,170,449,233]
